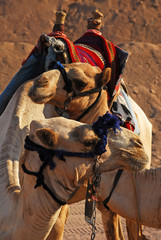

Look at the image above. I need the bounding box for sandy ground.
[63,200,161,239]
[1,0,161,239]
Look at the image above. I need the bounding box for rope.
[77,91,101,121]
[22,163,66,205]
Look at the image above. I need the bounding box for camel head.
[99,127,148,172]
[28,63,111,114]
[23,117,101,202]
[22,116,148,203]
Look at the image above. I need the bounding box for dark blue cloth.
[0,53,45,115]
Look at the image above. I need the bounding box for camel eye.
[73,79,87,91]
[55,45,63,51]
[83,138,99,149]
[69,130,80,140]
[38,82,48,87]
[35,80,48,88]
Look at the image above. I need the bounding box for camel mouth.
[121,150,149,171]
[28,90,54,104]
[95,148,149,173]
[127,158,148,171]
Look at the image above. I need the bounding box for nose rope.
[63,87,103,120]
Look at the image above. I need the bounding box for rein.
[53,61,106,121]
[22,135,95,205]
[77,91,101,121]
[103,169,123,210]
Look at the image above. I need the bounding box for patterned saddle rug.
[52,34,106,70]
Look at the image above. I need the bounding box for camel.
[0,113,148,240]
[98,167,161,231]
[28,62,152,239]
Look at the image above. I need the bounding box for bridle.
[22,112,122,205]
[22,135,98,206]
[52,61,107,121]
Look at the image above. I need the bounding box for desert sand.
[0,0,161,239]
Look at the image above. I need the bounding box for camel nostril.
[135,138,143,147]
[130,138,143,148]
[28,90,32,97]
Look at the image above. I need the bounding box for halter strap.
[54,88,103,121]
[53,61,72,93]
[24,135,94,163]
[22,163,66,205]
[103,169,123,210]
[22,135,95,205]
[52,61,108,121]
[77,90,101,121]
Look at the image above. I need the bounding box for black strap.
[24,135,94,161]
[54,90,102,121]
[77,91,101,121]
[53,61,73,93]
[103,169,123,210]
[22,163,66,205]
[23,135,95,205]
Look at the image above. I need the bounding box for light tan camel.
[98,167,161,231]
[0,116,101,240]
[0,115,148,240]
[28,62,152,240]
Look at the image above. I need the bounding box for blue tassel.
[92,112,122,155]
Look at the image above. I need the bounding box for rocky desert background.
[0,0,161,239]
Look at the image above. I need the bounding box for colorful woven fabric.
[74,44,106,69]
[53,34,106,70]
[74,31,117,81]
[74,31,119,99]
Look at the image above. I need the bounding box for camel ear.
[35,128,58,147]
[96,67,111,88]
